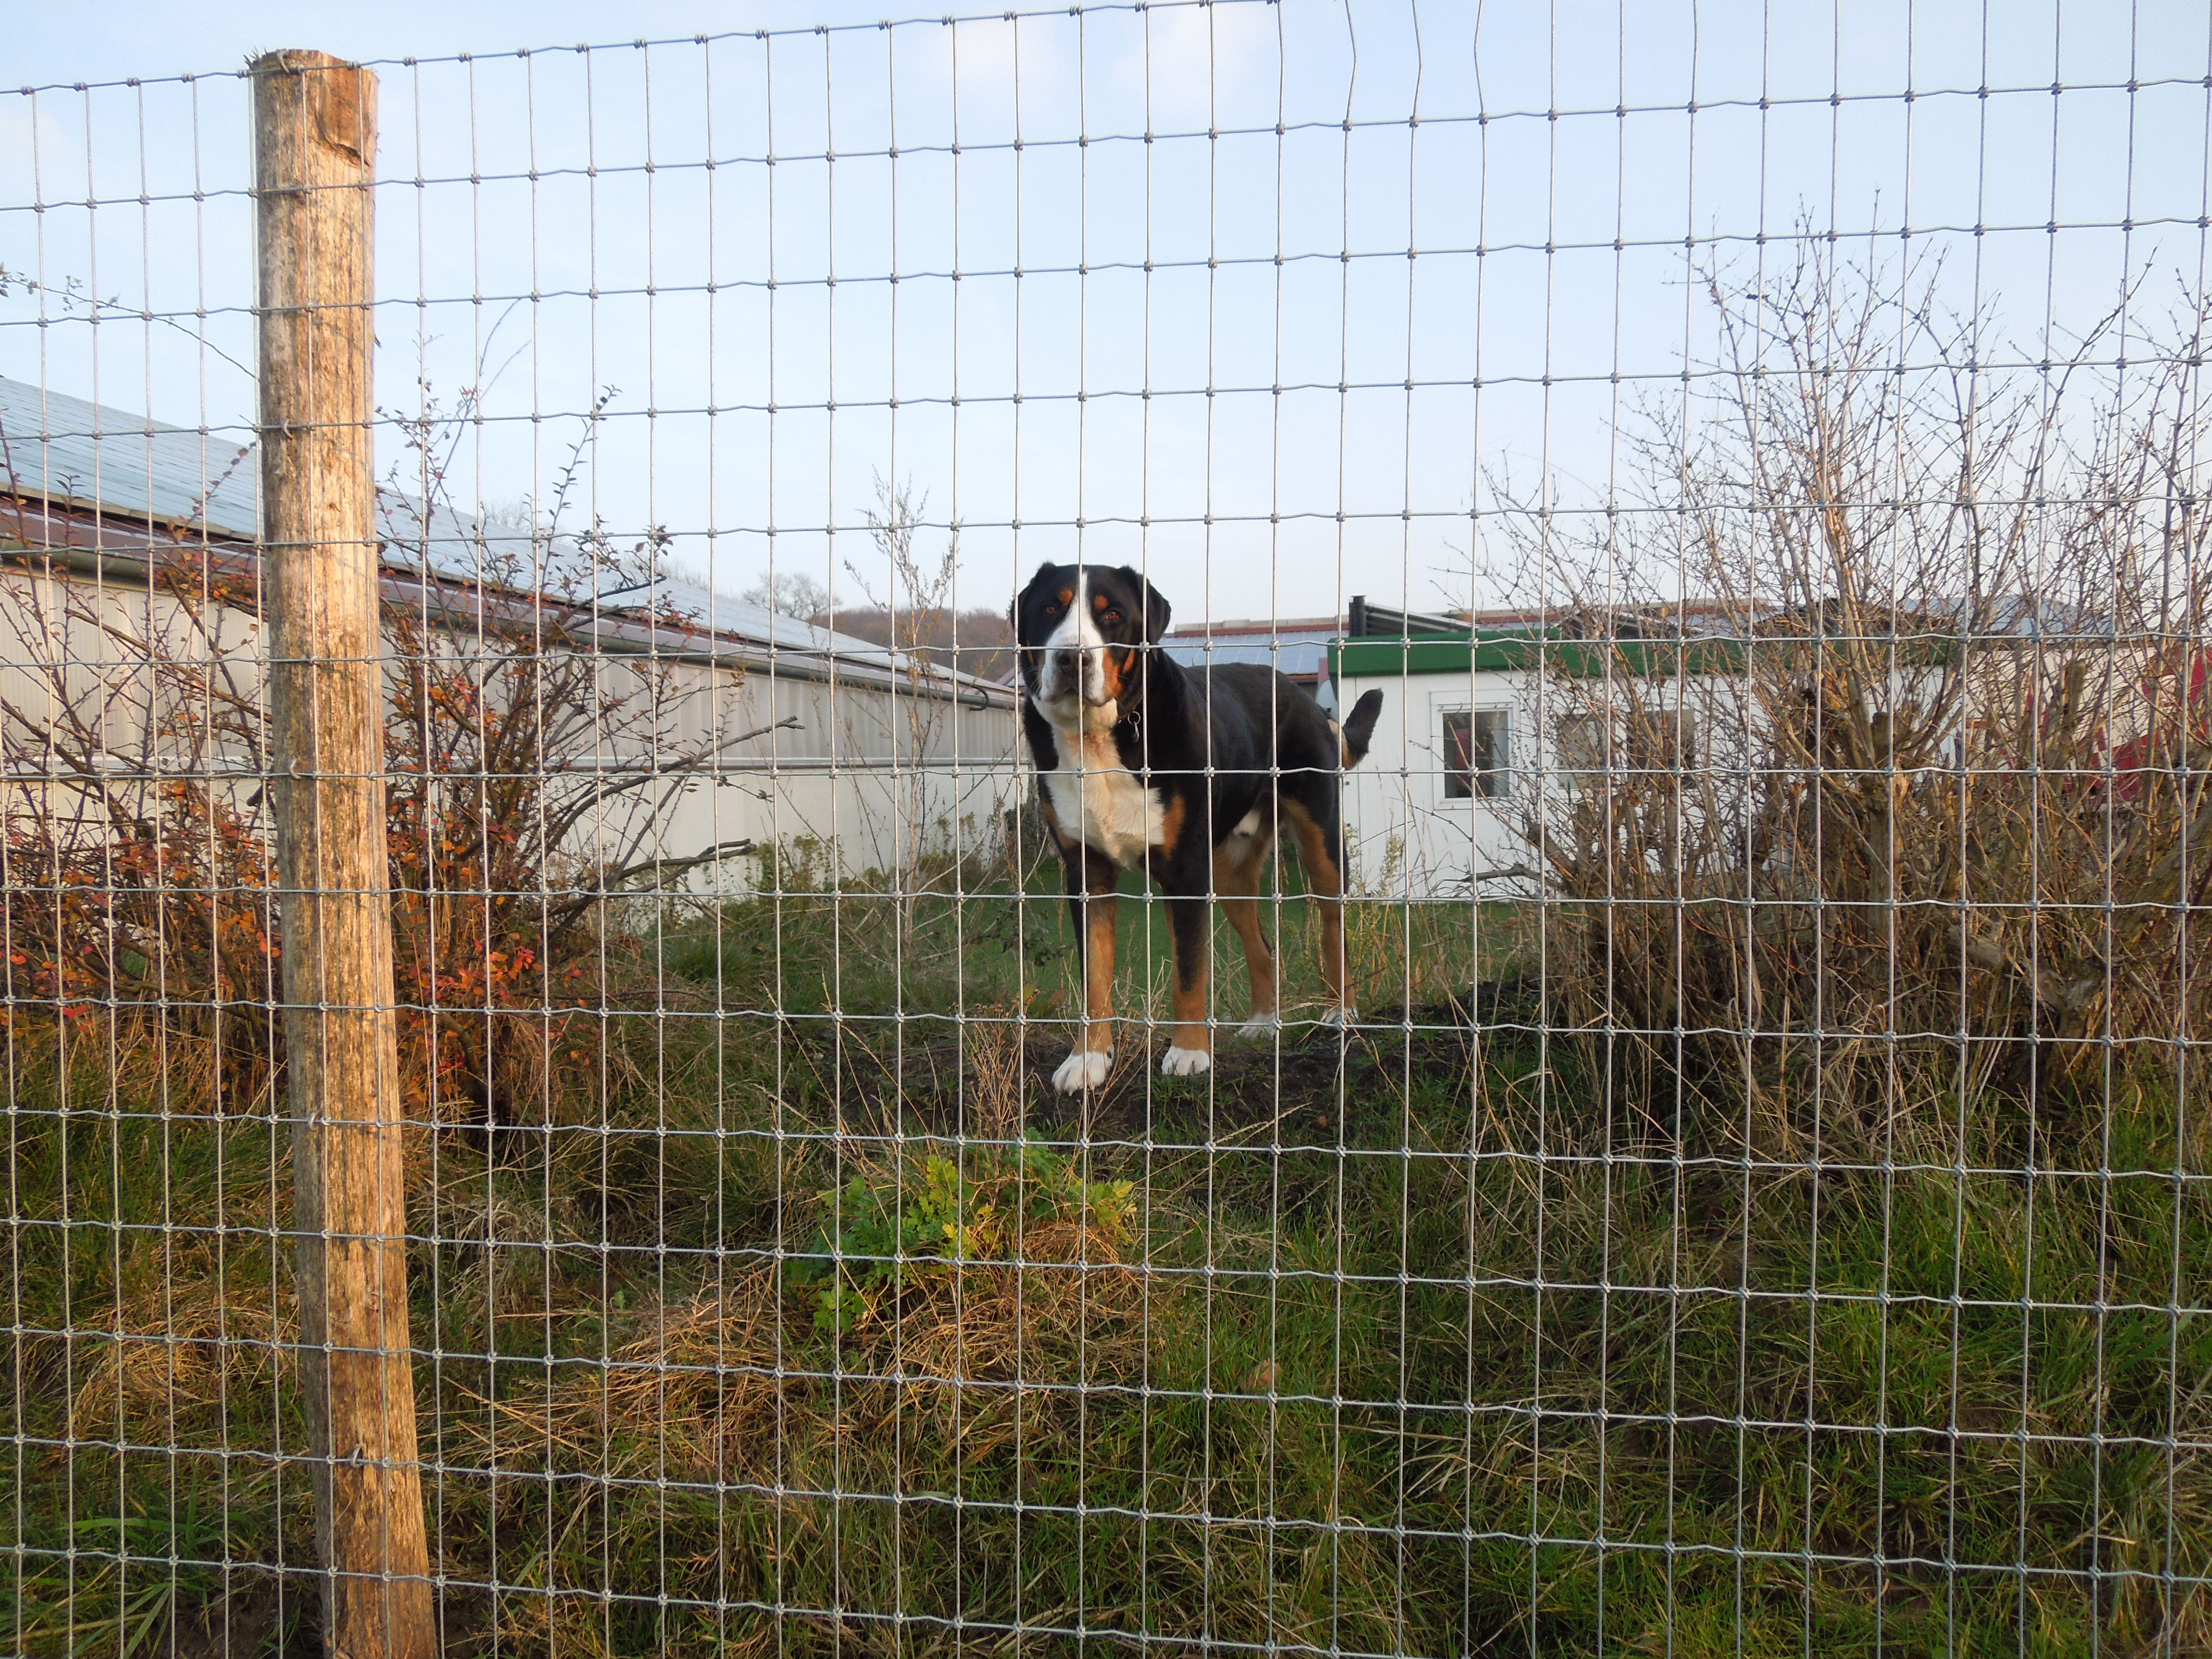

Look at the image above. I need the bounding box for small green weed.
[789,1132,1134,1332]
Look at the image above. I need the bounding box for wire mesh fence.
[4,2,2212,1653]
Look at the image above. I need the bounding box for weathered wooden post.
[252,49,436,1659]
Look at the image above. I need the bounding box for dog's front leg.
[1161,893,1214,1077]
[1053,848,1120,1094]
[1214,839,1278,1036]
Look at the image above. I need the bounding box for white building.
[0,378,1022,894]
[1331,622,1828,901]
[1329,627,1707,900]
[1332,604,2099,902]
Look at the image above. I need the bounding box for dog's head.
[1012,562,1172,732]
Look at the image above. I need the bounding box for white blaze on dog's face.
[1033,571,1120,733]
[1017,562,1163,741]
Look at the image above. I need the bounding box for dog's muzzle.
[1040,647,1111,707]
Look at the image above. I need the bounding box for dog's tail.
[1333,689,1385,769]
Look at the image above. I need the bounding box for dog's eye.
[1103,609,1123,624]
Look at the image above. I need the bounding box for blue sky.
[4,0,2207,621]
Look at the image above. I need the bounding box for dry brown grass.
[473,1209,1151,1483]
[66,1242,293,1448]
[452,1208,1162,1655]
[958,1003,1029,1141]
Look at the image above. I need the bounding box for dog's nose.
[1052,648,1080,683]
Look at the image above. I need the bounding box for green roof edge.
[1329,634,1753,680]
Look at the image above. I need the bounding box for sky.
[3,0,2209,623]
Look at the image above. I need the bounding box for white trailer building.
[0,378,1022,893]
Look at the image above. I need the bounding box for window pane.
[1443,709,1511,799]
[1472,710,1511,798]
[1558,714,1603,787]
[1443,709,1474,798]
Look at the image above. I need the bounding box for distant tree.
[824,603,1014,684]
[830,480,1014,682]
[475,495,544,531]
[735,534,1013,677]
[741,569,833,623]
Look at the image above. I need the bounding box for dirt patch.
[779,1000,1505,1143]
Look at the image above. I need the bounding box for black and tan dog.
[1013,562,1385,1092]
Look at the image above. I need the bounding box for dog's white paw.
[1321,1006,1359,1029]
[1160,1045,1214,1078]
[1236,1013,1280,1040]
[1052,1048,1113,1093]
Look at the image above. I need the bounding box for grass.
[3,855,2209,1655]
[666,836,1515,1029]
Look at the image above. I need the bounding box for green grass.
[4,866,2209,1656]
[660,837,1515,1025]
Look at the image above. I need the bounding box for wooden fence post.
[252,49,436,1659]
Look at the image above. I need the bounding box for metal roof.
[0,376,260,539]
[0,376,1005,698]
[1159,636,1334,680]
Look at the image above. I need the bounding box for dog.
[1012,561,1385,1093]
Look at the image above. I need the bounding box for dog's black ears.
[1012,561,1169,644]
[1016,560,1058,606]
[1118,566,1172,645]
[1011,561,1057,635]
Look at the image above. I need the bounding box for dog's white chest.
[1043,735,1166,868]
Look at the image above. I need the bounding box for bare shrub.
[0,392,779,1123]
[0,532,283,1096]
[1497,242,2212,1133]
[838,476,1001,960]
